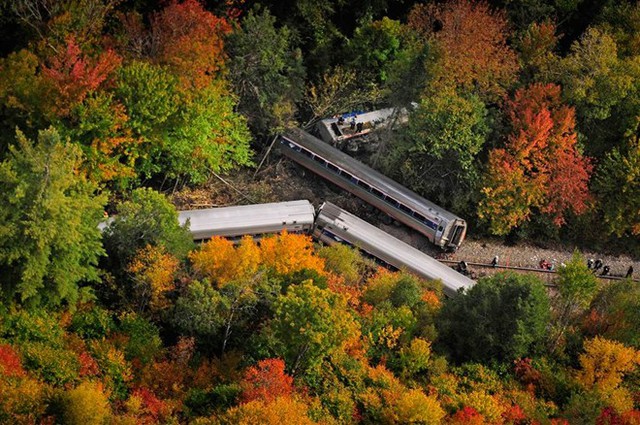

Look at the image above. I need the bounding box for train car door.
[435,222,445,246]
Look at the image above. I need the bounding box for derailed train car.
[279,128,467,251]
[99,200,316,239]
[314,202,475,297]
[177,200,316,240]
[101,199,474,296]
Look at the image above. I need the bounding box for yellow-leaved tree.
[575,336,640,413]
[190,236,261,286]
[128,244,179,314]
[259,231,325,276]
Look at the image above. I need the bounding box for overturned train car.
[279,128,467,251]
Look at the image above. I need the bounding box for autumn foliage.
[189,235,261,286]
[480,83,592,234]
[128,244,180,312]
[0,345,25,378]
[408,0,519,101]
[41,37,121,117]
[151,0,232,87]
[240,358,294,403]
[259,231,325,276]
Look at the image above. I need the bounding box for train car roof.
[282,128,462,223]
[318,202,475,297]
[178,200,316,235]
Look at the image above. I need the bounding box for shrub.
[70,305,114,340]
[21,342,80,385]
[61,381,111,425]
[117,313,162,365]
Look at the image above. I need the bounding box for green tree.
[172,280,225,340]
[267,281,359,376]
[383,37,431,109]
[0,128,106,307]
[593,137,640,237]
[548,251,599,352]
[102,187,193,277]
[114,61,179,177]
[587,279,640,349]
[0,50,51,142]
[62,91,137,185]
[317,244,365,286]
[557,27,639,155]
[227,7,305,136]
[384,86,488,212]
[437,272,550,363]
[347,17,403,85]
[114,61,252,184]
[167,81,253,184]
[172,278,262,354]
[597,1,640,57]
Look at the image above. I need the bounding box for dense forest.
[0,0,639,423]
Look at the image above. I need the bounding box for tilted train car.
[279,127,467,251]
[314,202,475,297]
[178,200,316,240]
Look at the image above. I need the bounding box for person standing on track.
[491,255,499,267]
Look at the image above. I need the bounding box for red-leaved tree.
[240,358,295,403]
[0,344,25,378]
[41,36,121,117]
[479,83,592,234]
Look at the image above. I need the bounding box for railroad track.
[438,259,637,283]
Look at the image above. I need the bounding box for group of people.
[487,255,635,279]
[336,115,365,133]
[586,258,634,278]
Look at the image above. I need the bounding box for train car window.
[301,148,313,158]
[438,226,443,232]
[413,212,426,222]
[313,155,326,166]
[357,180,371,190]
[371,188,384,198]
[342,171,354,181]
[327,163,340,173]
[399,204,412,215]
[385,197,400,208]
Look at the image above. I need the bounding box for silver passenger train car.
[279,128,467,251]
[178,200,316,240]
[314,202,475,297]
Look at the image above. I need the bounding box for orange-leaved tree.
[576,337,640,393]
[240,358,295,403]
[407,0,519,102]
[221,396,317,425]
[151,0,231,88]
[259,231,325,276]
[189,235,260,286]
[0,344,25,378]
[576,336,640,413]
[479,83,592,235]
